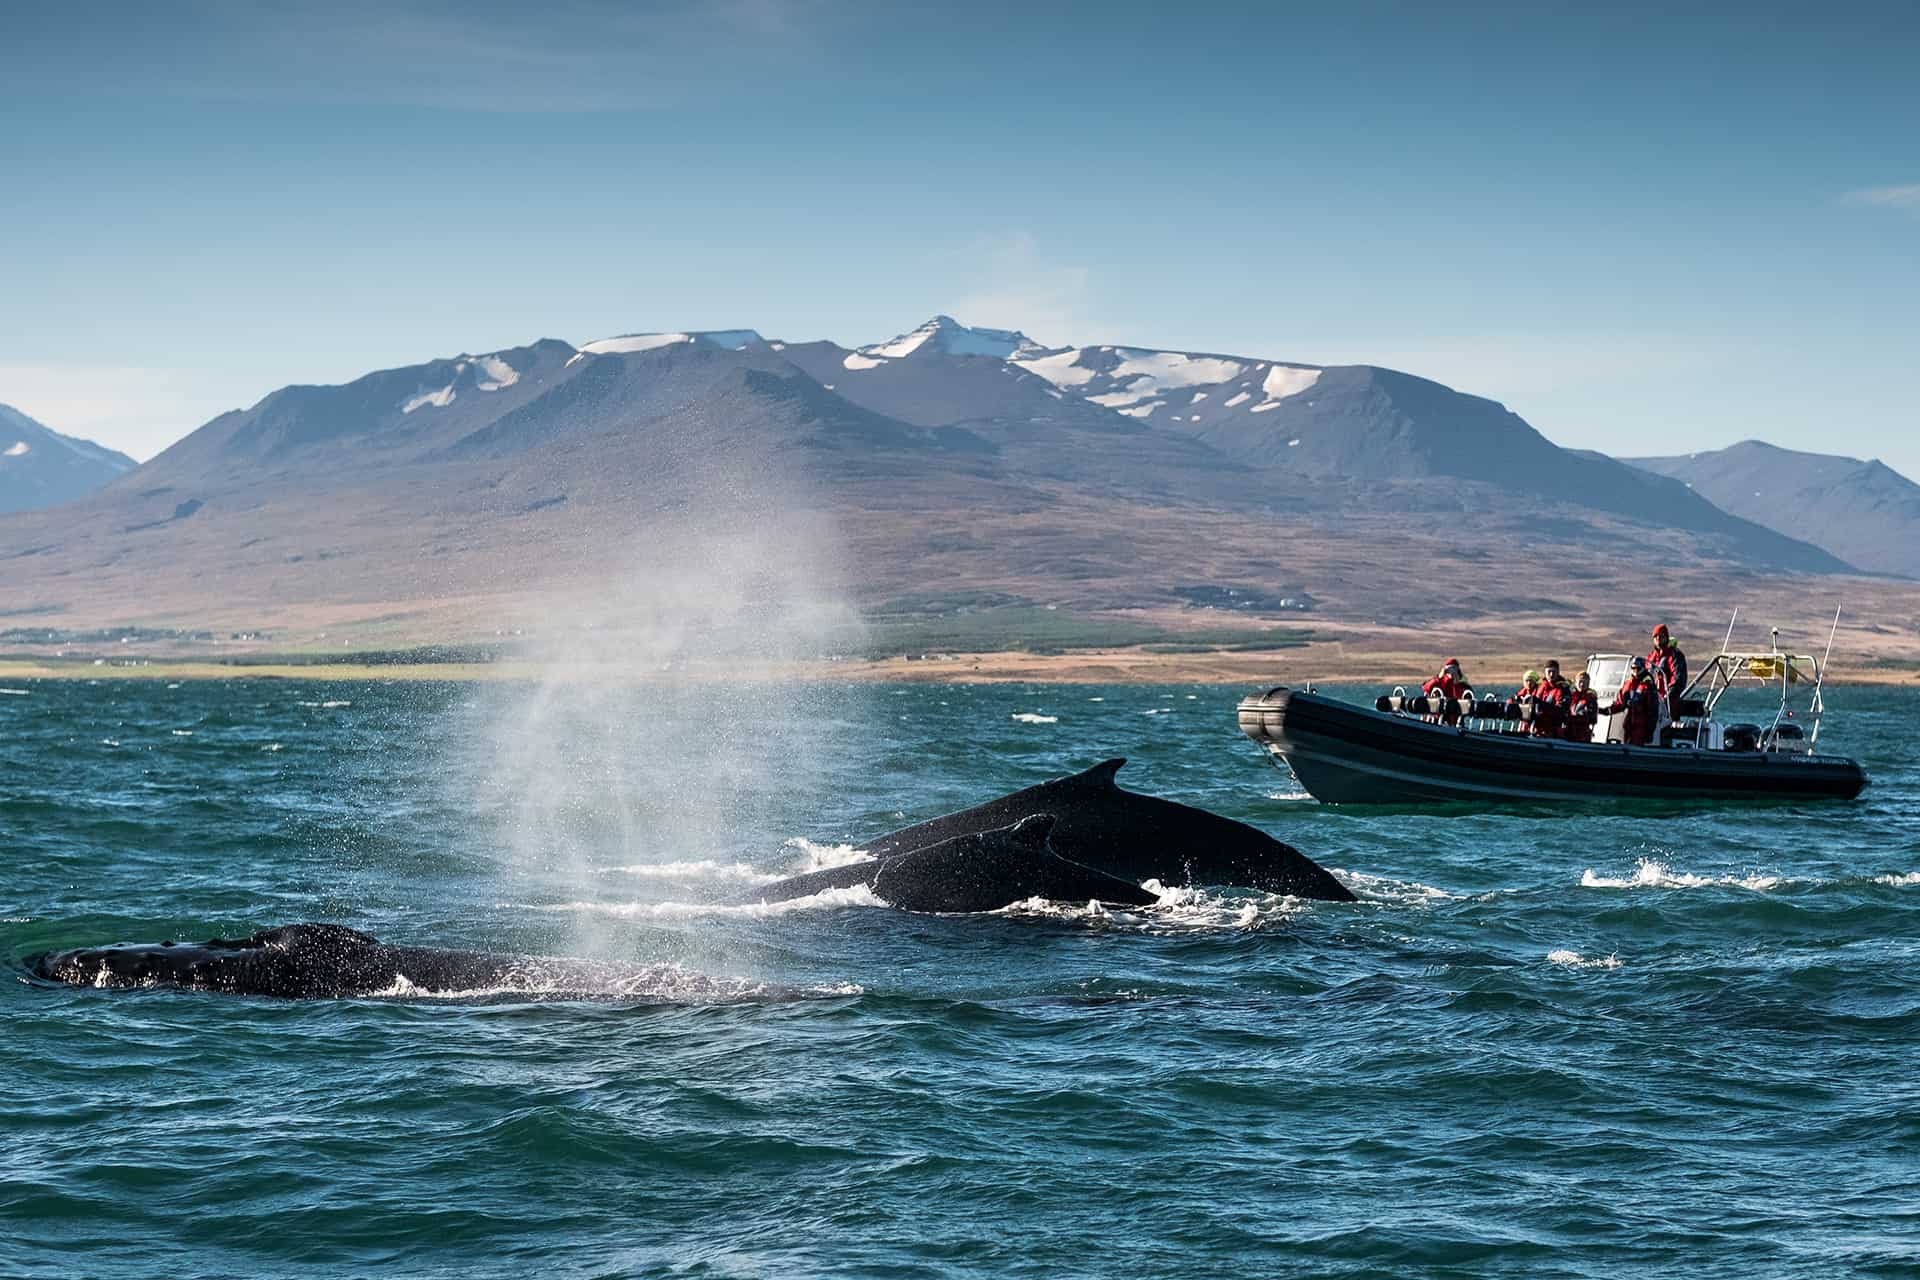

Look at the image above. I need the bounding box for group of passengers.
[1419,626,1689,747]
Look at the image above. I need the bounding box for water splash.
[1580,859,1784,891]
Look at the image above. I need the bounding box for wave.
[600,860,780,884]
[0,688,29,696]
[994,881,1313,933]
[781,837,874,873]
[1010,712,1058,724]
[529,884,889,919]
[1580,859,1783,891]
[363,960,827,1002]
[1333,869,1466,906]
[1547,949,1622,970]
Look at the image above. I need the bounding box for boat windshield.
[1584,654,1631,700]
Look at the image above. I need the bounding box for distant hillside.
[0,403,136,513]
[1629,441,1919,577]
[0,319,1880,655]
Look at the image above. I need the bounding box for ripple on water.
[2,678,1915,1278]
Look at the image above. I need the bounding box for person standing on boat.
[1647,625,1689,722]
[1509,670,1543,735]
[1422,658,1473,724]
[1533,662,1571,738]
[1564,672,1599,742]
[1599,656,1661,745]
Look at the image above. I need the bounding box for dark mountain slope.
[1630,441,1919,577]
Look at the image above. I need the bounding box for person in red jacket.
[1646,624,1689,722]
[1421,658,1473,724]
[1600,656,1661,746]
[1532,662,1571,739]
[1563,671,1599,743]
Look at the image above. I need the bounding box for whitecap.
[362,960,825,1002]
[0,688,30,696]
[1547,949,1622,970]
[533,884,889,919]
[1334,869,1463,905]
[1873,871,1920,886]
[1010,712,1058,724]
[1580,859,1782,891]
[994,880,1311,933]
[170,729,193,737]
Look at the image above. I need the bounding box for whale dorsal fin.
[1007,814,1057,848]
[1070,759,1125,789]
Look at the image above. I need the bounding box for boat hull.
[1237,688,1868,805]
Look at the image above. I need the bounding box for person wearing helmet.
[1646,625,1688,722]
[1421,658,1473,724]
[1599,655,1661,745]
[1564,671,1599,742]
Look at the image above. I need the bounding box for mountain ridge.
[0,317,1897,657]
[1629,440,1920,578]
[0,403,137,515]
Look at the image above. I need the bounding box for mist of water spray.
[462,498,868,957]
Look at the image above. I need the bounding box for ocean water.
[3,677,1917,1278]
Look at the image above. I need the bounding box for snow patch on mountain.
[402,385,456,413]
[1011,348,1097,387]
[1081,349,1249,408]
[581,333,693,355]
[859,316,1045,363]
[474,355,519,391]
[842,353,885,371]
[1259,365,1320,403]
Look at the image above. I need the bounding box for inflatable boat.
[1236,649,1868,805]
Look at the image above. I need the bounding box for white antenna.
[1810,606,1841,745]
[1720,608,1738,655]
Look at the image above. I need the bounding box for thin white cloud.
[1842,184,1920,208]
[949,232,1092,348]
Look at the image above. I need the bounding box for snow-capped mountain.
[0,316,1870,647]
[850,315,1046,364]
[0,403,137,513]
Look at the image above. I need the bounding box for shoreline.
[4,644,1915,686]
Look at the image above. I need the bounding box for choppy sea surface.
[3,677,1917,1278]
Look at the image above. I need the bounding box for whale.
[833,759,1354,902]
[733,814,1159,911]
[27,923,644,1000]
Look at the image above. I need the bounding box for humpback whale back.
[861,759,1354,902]
[730,814,1159,912]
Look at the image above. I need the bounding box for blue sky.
[3,0,1916,476]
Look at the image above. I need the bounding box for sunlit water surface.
[3,679,1916,1277]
